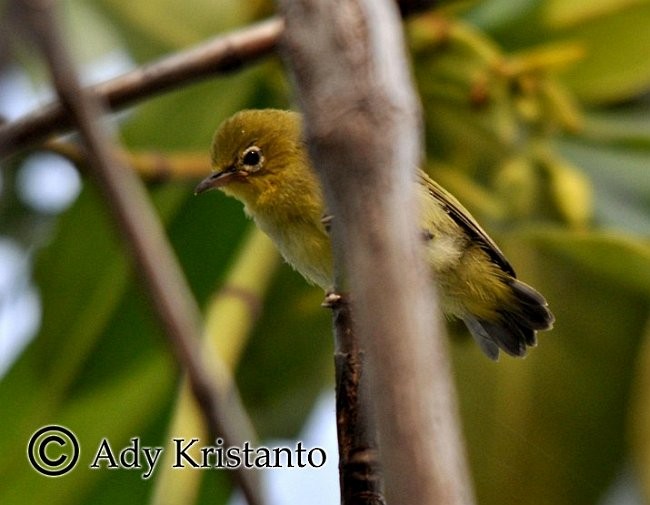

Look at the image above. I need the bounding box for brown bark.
[279,0,475,503]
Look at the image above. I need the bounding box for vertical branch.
[279,0,475,504]
[12,2,266,505]
[331,297,384,505]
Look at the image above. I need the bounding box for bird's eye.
[241,146,263,171]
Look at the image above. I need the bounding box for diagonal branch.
[11,2,266,504]
[0,17,283,157]
[0,0,437,159]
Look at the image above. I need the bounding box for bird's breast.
[253,212,333,289]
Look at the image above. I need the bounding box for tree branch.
[279,0,475,503]
[0,1,438,159]
[0,17,283,157]
[43,140,211,182]
[151,228,279,505]
[330,297,385,505]
[11,2,266,504]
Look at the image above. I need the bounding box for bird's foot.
[321,290,344,308]
[321,213,334,234]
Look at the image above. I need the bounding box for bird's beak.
[194,168,247,195]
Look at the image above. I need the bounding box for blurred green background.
[1,0,649,504]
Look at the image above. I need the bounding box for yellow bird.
[196,109,554,359]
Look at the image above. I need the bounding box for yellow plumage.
[196,109,554,359]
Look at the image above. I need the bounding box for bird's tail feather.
[463,279,554,360]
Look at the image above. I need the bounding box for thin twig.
[43,139,211,182]
[11,2,266,504]
[329,297,385,505]
[279,0,475,503]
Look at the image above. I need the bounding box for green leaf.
[542,0,649,28]
[465,0,650,104]
[90,0,255,59]
[0,353,175,505]
[558,139,650,235]
[0,186,128,478]
[453,227,650,505]
[464,0,540,33]
[528,227,650,297]
[62,0,127,67]
[581,106,650,149]
[630,316,650,502]
[238,266,333,439]
[556,3,650,104]
[0,179,201,503]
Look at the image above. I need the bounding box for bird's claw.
[321,291,343,308]
[321,214,334,234]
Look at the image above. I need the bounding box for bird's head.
[195,109,312,212]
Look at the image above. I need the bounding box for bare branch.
[0,17,283,157]
[279,0,475,503]
[330,297,385,505]
[0,1,439,159]
[11,2,266,504]
[43,140,211,182]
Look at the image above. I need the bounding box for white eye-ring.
[241,145,264,172]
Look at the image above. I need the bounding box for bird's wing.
[418,170,516,277]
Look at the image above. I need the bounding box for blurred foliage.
[1,0,649,504]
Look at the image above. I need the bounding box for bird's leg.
[319,213,345,307]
